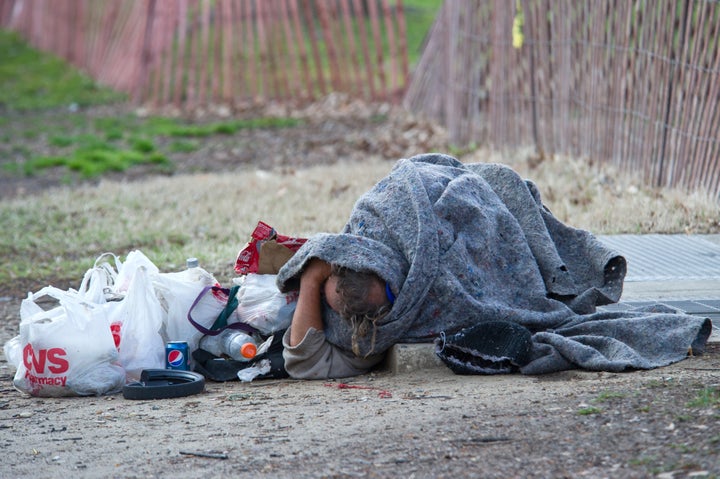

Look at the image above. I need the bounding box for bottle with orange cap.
[199,329,258,362]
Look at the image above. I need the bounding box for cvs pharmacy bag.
[5,286,125,397]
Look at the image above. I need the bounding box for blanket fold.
[277,153,712,374]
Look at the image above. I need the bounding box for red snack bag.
[234,221,307,275]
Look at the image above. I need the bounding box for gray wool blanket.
[277,153,712,374]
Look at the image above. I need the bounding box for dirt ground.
[1,99,719,478]
[1,293,718,479]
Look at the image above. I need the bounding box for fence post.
[136,0,157,103]
[523,0,539,151]
[657,0,690,187]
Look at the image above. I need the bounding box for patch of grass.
[0,30,126,110]
[448,142,480,158]
[687,387,720,408]
[168,139,200,153]
[130,137,156,153]
[592,390,627,403]
[629,455,657,467]
[3,107,300,179]
[9,115,299,178]
[675,413,693,422]
[645,378,676,389]
[0,31,303,180]
[577,406,602,415]
[145,117,300,137]
[49,135,76,147]
[25,143,169,179]
[670,443,697,454]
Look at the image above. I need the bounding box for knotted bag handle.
[187,285,257,336]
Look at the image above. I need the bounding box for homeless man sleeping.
[275,153,712,379]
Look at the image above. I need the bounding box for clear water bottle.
[183,256,215,284]
[199,329,258,361]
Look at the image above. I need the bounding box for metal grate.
[598,234,720,282]
[599,299,720,342]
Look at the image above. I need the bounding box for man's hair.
[330,264,391,357]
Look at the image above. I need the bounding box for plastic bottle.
[183,257,215,284]
[199,329,258,362]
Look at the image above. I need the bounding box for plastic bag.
[114,250,159,293]
[153,264,226,355]
[237,359,271,382]
[233,274,298,334]
[77,252,121,303]
[77,250,166,381]
[4,287,125,397]
[106,266,166,382]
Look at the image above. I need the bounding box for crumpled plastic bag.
[153,264,226,355]
[237,359,272,382]
[4,286,125,397]
[79,251,166,382]
[232,274,298,334]
[106,265,166,382]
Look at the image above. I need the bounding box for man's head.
[324,265,393,356]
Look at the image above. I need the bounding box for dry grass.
[466,147,720,235]
[0,158,392,285]
[1,147,718,288]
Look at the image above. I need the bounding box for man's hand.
[301,258,332,285]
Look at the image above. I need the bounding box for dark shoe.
[435,320,533,375]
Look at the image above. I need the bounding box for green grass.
[402,0,444,64]
[144,116,299,138]
[7,114,301,178]
[168,139,201,153]
[686,387,720,408]
[0,25,307,180]
[0,30,126,110]
[591,390,627,403]
[577,406,603,415]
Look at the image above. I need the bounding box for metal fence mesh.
[404,0,720,197]
[0,0,408,106]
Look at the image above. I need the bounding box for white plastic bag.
[106,266,166,382]
[233,274,298,334]
[114,250,159,294]
[237,359,272,382]
[4,287,125,397]
[77,252,121,303]
[153,265,226,354]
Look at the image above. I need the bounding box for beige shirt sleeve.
[282,327,385,379]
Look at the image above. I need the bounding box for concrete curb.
[383,343,445,374]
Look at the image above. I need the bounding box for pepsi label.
[166,342,189,370]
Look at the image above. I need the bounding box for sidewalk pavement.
[386,234,720,374]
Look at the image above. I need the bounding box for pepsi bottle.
[199,330,257,362]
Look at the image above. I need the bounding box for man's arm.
[288,258,331,346]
